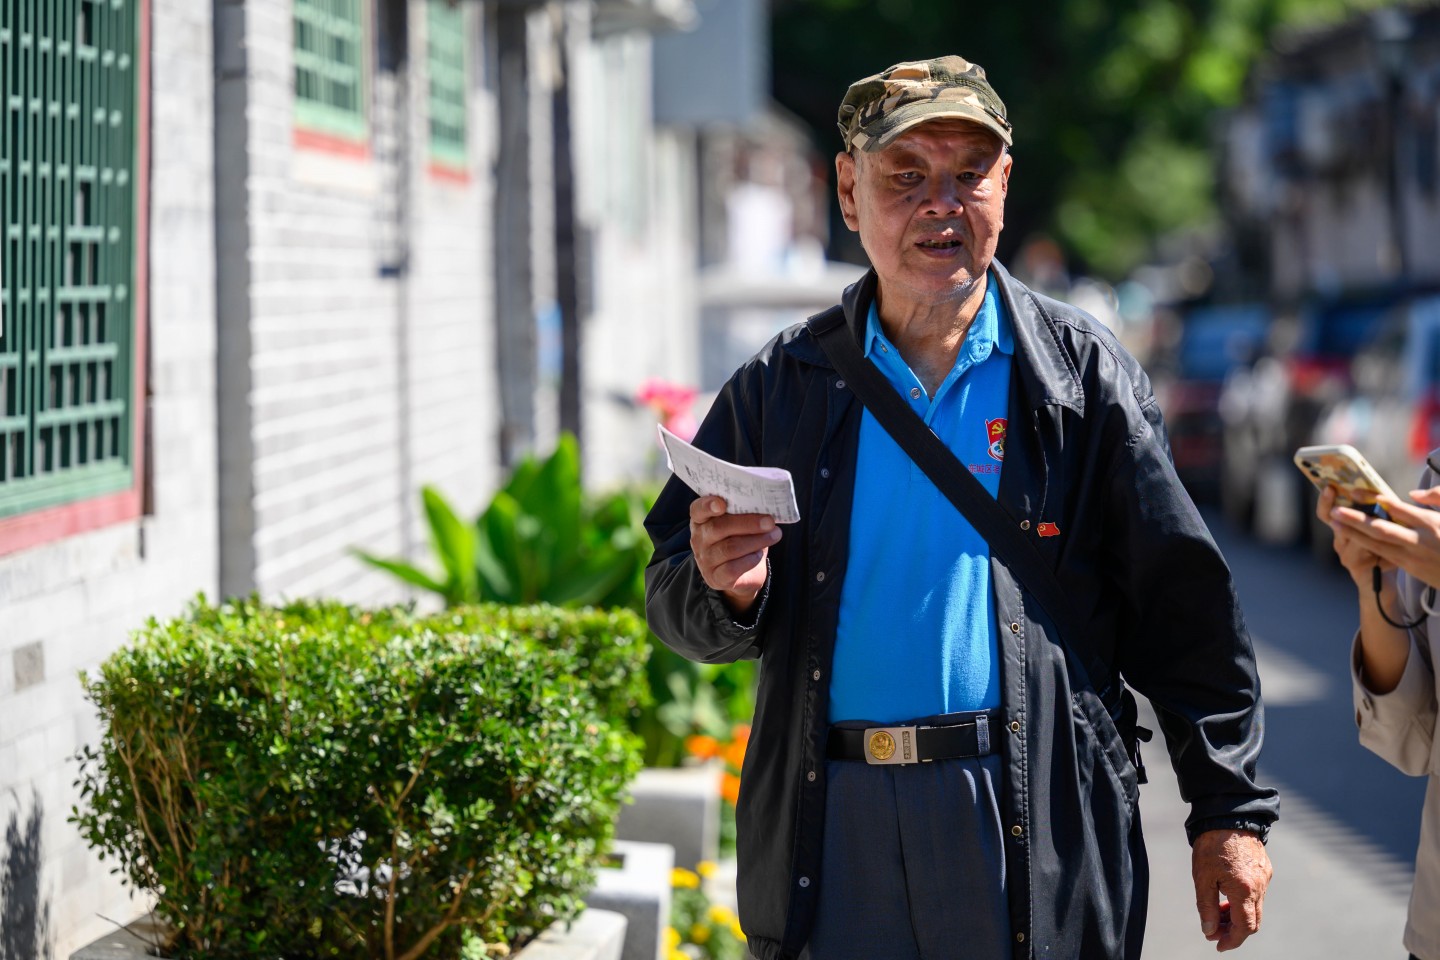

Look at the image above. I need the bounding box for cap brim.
[857,101,1012,151]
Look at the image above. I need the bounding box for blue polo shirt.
[829,279,1014,724]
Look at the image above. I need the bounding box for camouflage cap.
[837,55,1012,153]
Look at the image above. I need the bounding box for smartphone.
[1293,444,1402,518]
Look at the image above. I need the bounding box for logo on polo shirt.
[986,418,1007,462]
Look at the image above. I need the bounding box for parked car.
[1218,294,1407,550]
[1311,294,1440,502]
[1152,304,1269,503]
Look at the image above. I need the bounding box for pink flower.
[636,378,699,442]
[665,412,698,442]
[636,378,698,416]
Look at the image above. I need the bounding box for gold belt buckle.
[863,725,917,765]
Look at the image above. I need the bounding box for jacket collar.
[790,259,1085,416]
[990,258,1085,416]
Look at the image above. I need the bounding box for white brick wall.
[220,0,499,604]
[574,32,701,489]
[0,2,706,953]
[235,0,405,603]
[0,1,501,952]
[403,1,499,534]
[0,0,219,954]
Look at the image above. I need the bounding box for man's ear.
[835,151,861,232]
[1000,151,1013,197]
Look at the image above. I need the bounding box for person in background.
[1321,459,1440,960]
[645,53,1277,960]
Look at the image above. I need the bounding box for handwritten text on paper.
[657,425,801,524]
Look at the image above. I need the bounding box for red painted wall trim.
[0,0,151,559]
[427,160,470,186]
[0,489,144,556]
[293,126,372,161]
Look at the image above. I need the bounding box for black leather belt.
[826,713,995,766]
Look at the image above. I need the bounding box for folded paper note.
[658,425,801,524]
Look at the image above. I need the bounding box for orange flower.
[730,724,751,746]
[686,734,721,760]
[723,739,747,771]
[721,772,741,805]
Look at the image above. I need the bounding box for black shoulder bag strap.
[810,305,1121,711]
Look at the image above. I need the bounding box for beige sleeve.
[1351,624,1438,777]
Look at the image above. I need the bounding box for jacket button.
[1016,932,1026,943]
[798,876,811,888]
[821,468,831,479]
[1010,720,1021,733]
[1009,622,1020,634]
[1011,825,1024,837]
[807,770,816,782]
[835,380,846,390]
[1020,520,1031,531]
[813,669,821,681]
[909,386,922,400]
[816,571,826,583]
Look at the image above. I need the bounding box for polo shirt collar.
[863,278,1015,362]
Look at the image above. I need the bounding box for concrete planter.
[513,909,628,960]
[615,763,720,871]
[585,840,674,960]
[71,915,169,960]
[71,909,629,960]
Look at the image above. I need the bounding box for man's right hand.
[689,495,781,616]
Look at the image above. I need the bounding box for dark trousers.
[799,713,1011,960]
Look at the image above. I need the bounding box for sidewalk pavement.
[1137,683,1414,959]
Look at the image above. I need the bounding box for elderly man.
[644,55,1277,960]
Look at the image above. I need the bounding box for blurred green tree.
[773,0,1399,279]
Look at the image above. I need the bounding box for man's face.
[836,119,1012,307]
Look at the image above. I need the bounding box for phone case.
[1293,444,1399,508]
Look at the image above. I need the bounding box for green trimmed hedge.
[71,596,649,960]
[357,435,758,770]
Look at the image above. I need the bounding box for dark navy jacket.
[643,262,1279,960]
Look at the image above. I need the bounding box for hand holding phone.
[1293,444,1402,519]
[1302,445,1440,612]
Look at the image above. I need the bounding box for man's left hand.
[1191,829,1272,951]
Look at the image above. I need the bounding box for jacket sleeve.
[643,369,769,664]
[1351,627,1437,777]
[1099,379,1281,841]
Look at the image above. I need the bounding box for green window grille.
[294,0,367,142]
[427,0,467,170]
[0,0,140,520]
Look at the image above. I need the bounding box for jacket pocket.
[1032,687,1141,955]
[1071,687,1140,818]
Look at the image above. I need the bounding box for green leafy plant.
[356,434,650,610]
[358,434,757,770]
[637,647,755,769]
[71,596,648,959]
[772,0,1398,278]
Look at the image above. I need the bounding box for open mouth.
[917,239,963,249]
